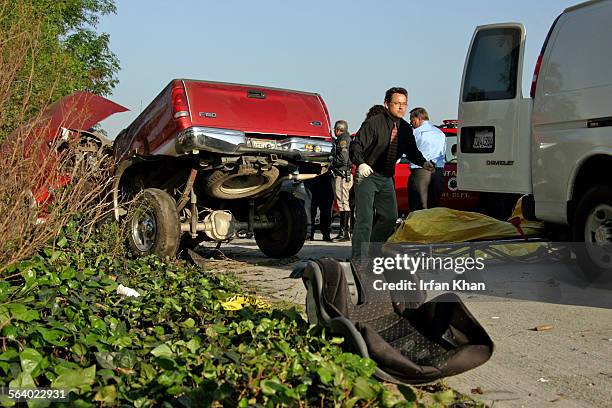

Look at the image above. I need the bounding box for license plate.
[304,143,323,152]
[473,129,494,149]
[249,138,278,149]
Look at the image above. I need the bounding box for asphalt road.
[189,237,612,408]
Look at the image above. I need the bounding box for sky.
[97,0,579,138]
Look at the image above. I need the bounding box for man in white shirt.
[408,107,446,211]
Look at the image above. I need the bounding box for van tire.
[205,166,279,200]
[127,188,180,258]
[255,194,307,258]
[572,184,612,280]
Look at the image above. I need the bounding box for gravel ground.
[188,237,612,408]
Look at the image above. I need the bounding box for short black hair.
[366,104,386,120]
[384,87,408,103]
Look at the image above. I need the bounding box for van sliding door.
[457,23,532,194]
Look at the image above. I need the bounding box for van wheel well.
[569,155,612,223]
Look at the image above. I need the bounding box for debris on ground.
[220,294,270,311]
[116,284,140,297]
[532,324,554,331]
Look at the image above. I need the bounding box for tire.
[255,193,307,258]
[127,188,180,258]
[205,166,279,200]
[572,184,612,280]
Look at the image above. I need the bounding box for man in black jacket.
[349,87,434,260]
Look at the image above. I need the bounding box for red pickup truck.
[113,79,333,258]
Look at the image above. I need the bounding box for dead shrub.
[0,122,115,276]
[0,3,114,275]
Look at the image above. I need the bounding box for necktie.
[385,122,398,175]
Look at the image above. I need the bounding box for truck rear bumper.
[175,126,332,162]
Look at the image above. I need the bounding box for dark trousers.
[351,172,398,260]
[305,175,334,235]
[408,167,444,211]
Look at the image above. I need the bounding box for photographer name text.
[373,279,486,292]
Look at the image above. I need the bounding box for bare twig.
[0,4,115,273]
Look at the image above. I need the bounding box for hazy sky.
[98,0,579,137]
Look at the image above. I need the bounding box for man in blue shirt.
[408,107,446,211]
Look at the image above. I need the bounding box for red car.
[2,92,128,212]
[394,120,479,215]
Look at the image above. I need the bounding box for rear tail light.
[172,83,190,120]
[530,54,543,98]
[530,14,560,99]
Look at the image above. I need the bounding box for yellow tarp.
[388,201,545,244]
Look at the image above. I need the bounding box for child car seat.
[296,257,494,384]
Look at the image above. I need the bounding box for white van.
[457,0,612,274]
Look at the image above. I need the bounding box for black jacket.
[331,131,352,177]
[350,112,426,177]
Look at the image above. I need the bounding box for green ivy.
[0,226,477,407]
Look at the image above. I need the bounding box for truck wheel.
[127,188,180,258]
[205,166,279,200]
[255,194,307,258]
[572,184,612,280]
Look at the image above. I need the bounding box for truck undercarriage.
[113,149,330,258]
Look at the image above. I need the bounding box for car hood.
[3,91,127,156]
[40,91,128,141]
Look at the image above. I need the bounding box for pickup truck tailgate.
[183,80,331,138]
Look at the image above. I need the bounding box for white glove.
[358,163,373,178]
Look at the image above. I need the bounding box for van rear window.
[462,28,521,102]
